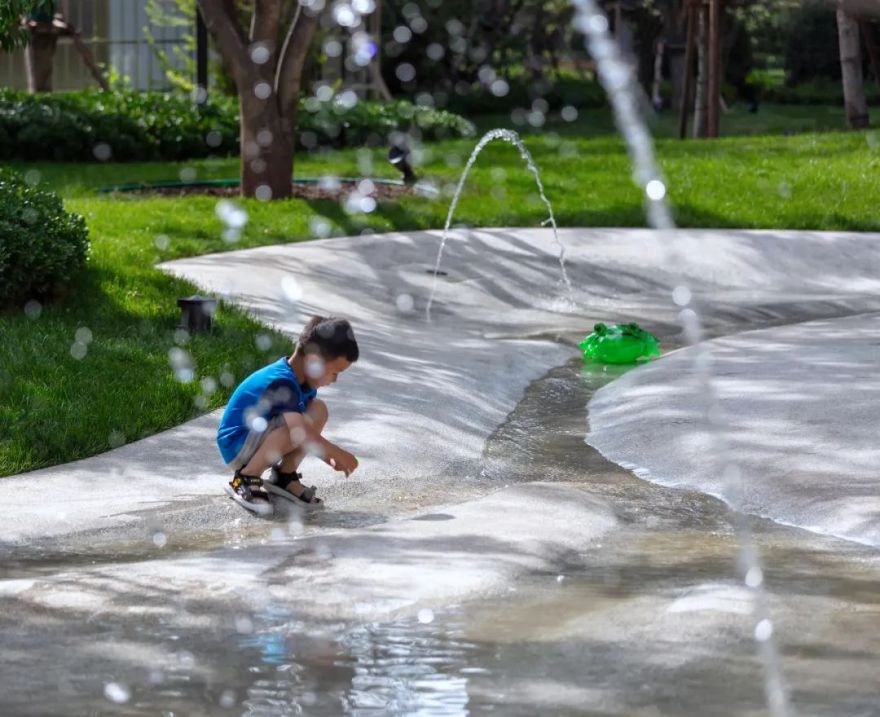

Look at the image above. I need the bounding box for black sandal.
[223,472,274,516]
[265,468,324,510]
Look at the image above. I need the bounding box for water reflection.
[340,620,473,716]
[231,608,475,716]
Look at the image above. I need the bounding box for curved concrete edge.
[6,226,880,551]
[587,314,880,548]
[4,483,617,622]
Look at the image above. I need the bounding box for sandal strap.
[272,468,302,491]
[232,472,264,500]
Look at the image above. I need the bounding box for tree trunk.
[693,3,709,138]
[239,95,295,200]
[25,28,57,92]
[837,6,870,129]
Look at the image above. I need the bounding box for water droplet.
[154,234,170,250]
[324,38,343,57]
[249,42,271,65]
[219,689,237,708]
[168,347,195,384]
[253,81,272,100]
[256,129,273,147]
[173,329,190,345]
[672,285,691,306]
[93,143,112,161]
[201,377,217,395]
[103,682,130,704]
[179,167,197,183]
[426,43,445,61]
[646,179,666,201]
[395,62,416,82]
[220,371,235,388]
[335,89,358,110]
[527,111,546,128]
[205,130,223,148]
[754,618,773,641]
[556,575,565,583]
[561,105,579,122]
[255,333,272,351]
[393,25,412,43]
[281,275,303,302]
[333,4,358,27]
[215,200,248,229]
[152,531,167,548]
[745,567,764,588]
[396,293,414,313]
[235,616,254,634]
[70,341,88,360]
[75,327,93,345]
[255,184,272,201]
[23,300,42,320]
[248,416,268,432]
[490,79,509,97]
[108,430,126,448]
[417,608,434,624]
[23,169,41,185]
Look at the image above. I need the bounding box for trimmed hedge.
[0,89,475,163]
[446,71,608,116]
[0,168,89,307]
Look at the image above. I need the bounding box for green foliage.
[446,69,607,116]
[2,115,876,473]
[0,89,475,163]
[0,0,53,51]
[755,75,880,105]
[784,0,840,84]
[380,0,583,103]
[0,168,89,307]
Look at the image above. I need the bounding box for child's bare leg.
[239,407,318,477]
[277,399,328,475]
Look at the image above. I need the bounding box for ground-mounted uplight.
[177,294,217,333]
[388,142,417,185]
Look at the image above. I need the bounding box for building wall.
[0,0,188,91]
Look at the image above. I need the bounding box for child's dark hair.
[295,315,359,362]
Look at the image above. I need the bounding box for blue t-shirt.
[217,356,318,464]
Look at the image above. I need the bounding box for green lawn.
[2,107,879,476]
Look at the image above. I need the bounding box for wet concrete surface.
[2,355,879,716]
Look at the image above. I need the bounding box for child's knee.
[282,412,308,447]
[308,399,328,429]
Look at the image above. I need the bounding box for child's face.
[304,354,352,388]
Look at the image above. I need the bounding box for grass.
[2,104,879,476]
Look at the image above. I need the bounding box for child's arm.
[297,417,358,476]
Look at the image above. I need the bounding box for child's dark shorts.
[228,414,288,472]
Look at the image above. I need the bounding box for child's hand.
[328,446,358,477]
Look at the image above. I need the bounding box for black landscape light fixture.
[177,295,217,333]
[388,142,417,186]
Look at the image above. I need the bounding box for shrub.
[0,169,89,307]
[446,69,607,116]
[0,89,475,163]
[757,76,880,105]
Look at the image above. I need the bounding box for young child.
[216,315,359,515]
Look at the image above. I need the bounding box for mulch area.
[134,181,414,202]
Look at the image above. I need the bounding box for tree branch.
[275,4,321,116]
[252,0,281,46]
[196,0,251,86]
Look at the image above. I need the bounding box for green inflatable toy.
[579,322,661,364]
